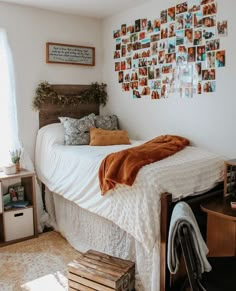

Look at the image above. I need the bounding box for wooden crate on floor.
[68,249,135,291]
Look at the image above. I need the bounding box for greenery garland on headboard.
[32,81,107,111]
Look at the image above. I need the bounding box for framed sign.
[46,42,95,66]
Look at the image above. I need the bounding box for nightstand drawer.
[4,208,34,242]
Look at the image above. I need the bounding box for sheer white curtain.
[0,29,47,232]
[0,29,21,165]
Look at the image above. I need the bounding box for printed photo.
[202,15,216,27]
[202,81,216,93]
[193,11,203,28]
[176,29,185,45]
[206,51,215,68]
[168,7,176,22]
[185,28,193,44]
[139,77,148,86]
[176,2,188,14]
[202,27,216,40]
[113,29,120,38]
[151,42,158,55]
[139,67,147,76]
[202,3,217,16]
[118,71,123,83]
[151,57,158,65]
[162,64,173,74]
[132,59,139,69]
[158,50,165,64]
[132,41,141,50]
[138,58,147,67]
[181,87,194,98]
[130,33,138,43]
[127,25,135,34]
[148,67,155,79]
[178,45,187,53]
[130,70,138,81]
[184,13,193,29]
[121,45,126,57]
[161,84,168,98]
[130,81,138,89]
[139,31,146,40]
[196,82,202,94]
[206,39,220,51]
[195,62,202,78]
[188,0,201,12]
[141,86,151,95]
[176,52,188,64]
[114,50,120,59]
[150,34,160,42]
[188,47,196,62]
[133,52,141,59]
[176,14,184,30]
[153,19,161,32]
[120,61,126,71]
[165,53,176,63]
[135,19,141,32]
[196,45,206,62]
[141,19,147,30]
[122,38,129,44]
[215,50,226,67]
[217,21,228,37]
[121,24,127,36]
[147,20,154,33]
[168,38,176,53]
[126,57,132,70]
[141,50,151,58]
[141,38,151,49]
[133,90,141,98]
[151,79,162,89]
[193,29,202,45]
[159,39,168,51]
[202,68,215,80]
[161,24,168,39]
[161,9,168,24]
[162,73,172,84]
[127,43,132,54]
[122,83,130,91]
[151,90,161,99]
[124,72,130,82]
[115,62,120,71]
[116,43,121,50]
[155,67,162,79]
[169,23,176,37]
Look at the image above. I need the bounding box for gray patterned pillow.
[59,114,95,145]
[95,115,118,130]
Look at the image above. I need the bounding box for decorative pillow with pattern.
[59,113,95,145]
[95,115,118,130]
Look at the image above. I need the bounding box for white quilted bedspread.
[36,123,224,253]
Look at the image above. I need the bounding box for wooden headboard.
[39,84,99,128]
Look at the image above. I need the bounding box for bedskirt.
[45,187,160,291]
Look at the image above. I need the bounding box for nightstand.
[0,169,38,245]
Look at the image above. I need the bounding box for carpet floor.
[0,231,81,291]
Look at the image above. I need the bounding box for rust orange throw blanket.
[99,135,189,195]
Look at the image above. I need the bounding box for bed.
[35,84,224,291]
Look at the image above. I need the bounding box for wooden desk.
[201,196,236,257]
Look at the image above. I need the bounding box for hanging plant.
[32,81,108,111]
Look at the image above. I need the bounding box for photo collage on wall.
[113,0,228,99]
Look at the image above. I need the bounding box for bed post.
[160,192,172,291]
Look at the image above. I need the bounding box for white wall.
[102,0,236,158]
[0,2,102,159]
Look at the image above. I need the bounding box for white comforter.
[36,123,224,253]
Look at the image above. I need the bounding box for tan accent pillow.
[90,128,131,146]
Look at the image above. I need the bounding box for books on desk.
[4,201,29,210]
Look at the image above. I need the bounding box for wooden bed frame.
[38,84,224,291]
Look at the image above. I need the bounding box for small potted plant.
[9,149,21,173]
